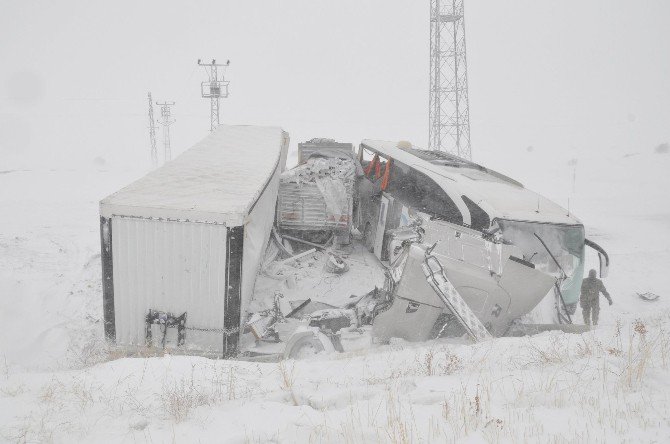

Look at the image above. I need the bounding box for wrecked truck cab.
[379,222,556,337]
[355,140,609,327]
[245,137,610,360]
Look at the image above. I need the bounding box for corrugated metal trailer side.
[100,125,289,358]
[100,216,243,356]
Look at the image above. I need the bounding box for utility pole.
[147,92,158,167]
[429,0,472,159]
[156,101,175,163]
[197,59,230,131]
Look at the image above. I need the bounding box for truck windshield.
[497,220,585,304]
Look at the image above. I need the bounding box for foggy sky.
[1,0,669,172]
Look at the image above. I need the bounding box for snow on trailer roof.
[101,124,288,226]
[361,140,581,226]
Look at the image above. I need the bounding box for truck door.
[374,194,393,260]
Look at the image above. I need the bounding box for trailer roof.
[361,140,581,226]
[101,125,288,225]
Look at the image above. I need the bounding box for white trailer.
[100,125,289,357]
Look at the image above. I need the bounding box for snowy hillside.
[0,148,669,442]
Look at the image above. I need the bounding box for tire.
[286,335,324,359]
[283,331,335,360]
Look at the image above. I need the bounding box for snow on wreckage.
[243,139,612,359]
[99,124,289,357]
[355,140,610,333]
[99,133,611,361]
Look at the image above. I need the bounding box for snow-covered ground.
[1,148,669,443]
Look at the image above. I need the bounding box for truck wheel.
[283,331,335,360]
[363,222,374,253]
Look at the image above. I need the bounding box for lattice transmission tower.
[156,101,175,162]
[198,59,230,131]
[429,0,472,159]
[147,92,159,167]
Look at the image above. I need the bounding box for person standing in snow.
[580,269,612,326]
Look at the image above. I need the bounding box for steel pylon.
[429,0,472,159]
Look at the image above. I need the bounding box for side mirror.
[585,239,610,278]
[598,252,609,278]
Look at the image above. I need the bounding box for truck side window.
[461,195,490,231]
[386,160,463,225]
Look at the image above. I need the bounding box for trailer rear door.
[111,217,228,352]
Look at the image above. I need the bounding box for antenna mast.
[147,92,158,167]
[197,59,230,131]
[156,101,176,162]
[429,0,472,159]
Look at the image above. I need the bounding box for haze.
[1,0,668,173]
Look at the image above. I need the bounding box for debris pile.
[247,137,613,360]
[277,156,356,238]
[281,156,356,186]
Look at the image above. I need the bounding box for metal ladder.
[421,253,492,342]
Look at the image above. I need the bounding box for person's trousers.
[582,301,600,326]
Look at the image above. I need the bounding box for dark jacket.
[580,277,611,305]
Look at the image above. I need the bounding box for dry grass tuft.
[278,361,299,406]
[160,379,211,422]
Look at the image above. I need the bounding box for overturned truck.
[243,139,611,358]
[355,140,610,327]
